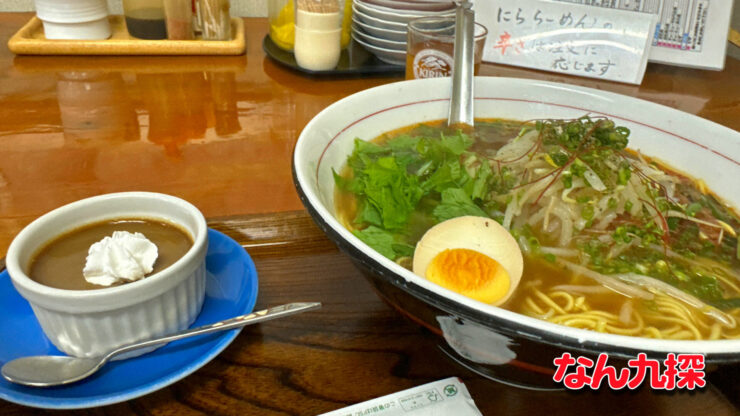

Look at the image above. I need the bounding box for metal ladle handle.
[448,0,475,128]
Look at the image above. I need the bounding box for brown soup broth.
[334,118,524,230]
[334,118,740,340]
[29,219,193,290]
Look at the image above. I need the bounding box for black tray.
[262,35,404,76]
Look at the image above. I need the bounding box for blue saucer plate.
[0,229,258,409]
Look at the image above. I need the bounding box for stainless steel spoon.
[447,0,475,128]
[1,301,321,387]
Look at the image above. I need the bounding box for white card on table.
[550,0,734,70]
[477,0,656,84]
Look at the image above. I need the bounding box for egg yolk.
[425,248,510,304]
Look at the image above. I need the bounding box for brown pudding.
[29,218,193,290]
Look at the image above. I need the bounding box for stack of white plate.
[351,0,455,66]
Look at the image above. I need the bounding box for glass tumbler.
[406,16,488,80]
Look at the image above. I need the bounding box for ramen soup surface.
[334,118,740,341]
[30,218,193,290]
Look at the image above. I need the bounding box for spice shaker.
[199,0,231,40]
[164,0,194,39]
[123,0,167,39]
[294,0,341,71]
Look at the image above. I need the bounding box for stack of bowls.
[351,0,455,65]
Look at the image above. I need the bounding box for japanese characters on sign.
[550,0,733,70]
[554,353,706,390]
[477,0,656,84]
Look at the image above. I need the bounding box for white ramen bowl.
[352,17,406,42]
[5,192,208,358]
[352,5,407,31]
[352,36,405,66]
[292,76,740,389]
[352,24,406,51]
[353,0,454,24]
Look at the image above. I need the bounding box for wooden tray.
[12,54,248,74]
[8,16,246,56]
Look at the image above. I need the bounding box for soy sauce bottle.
[123,0,168,39]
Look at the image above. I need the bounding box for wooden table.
[1,13,739,415]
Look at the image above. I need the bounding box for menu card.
[551,0,734,70]
[476,0,657,84]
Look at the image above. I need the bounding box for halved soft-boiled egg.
[412,216,523,306]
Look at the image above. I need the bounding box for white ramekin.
[40,18,111,40]
[6,192,208,358]
[34,0,111,40]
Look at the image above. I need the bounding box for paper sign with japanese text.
[476,0,657,84]
[550,0,733,70]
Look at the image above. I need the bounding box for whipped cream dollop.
[83,231,159,287]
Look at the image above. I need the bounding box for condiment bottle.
[192,0,202,34]
[339,0,352,49]
[164,0,194,39]
[294,0,341,71]
[34,0,111,40]
[199,0,231,40]
[123,0,167,39]
[268,0,295,51]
